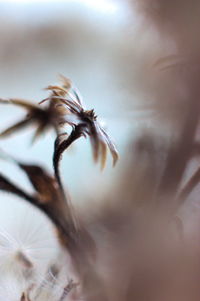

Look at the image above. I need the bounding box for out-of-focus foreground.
[0,0,200,300]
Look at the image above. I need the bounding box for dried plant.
[0,76,119,300]
[0,98,58,143]
[40,75,118,172]
[0,37,200,301]
[0,76,77,142]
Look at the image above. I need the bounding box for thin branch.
[178,166,200,202]
[53,125,83,187]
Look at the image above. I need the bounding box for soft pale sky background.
[0,0,118,12]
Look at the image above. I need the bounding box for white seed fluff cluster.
[0,196,77,301]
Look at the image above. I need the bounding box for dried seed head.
[40,76,119,169]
